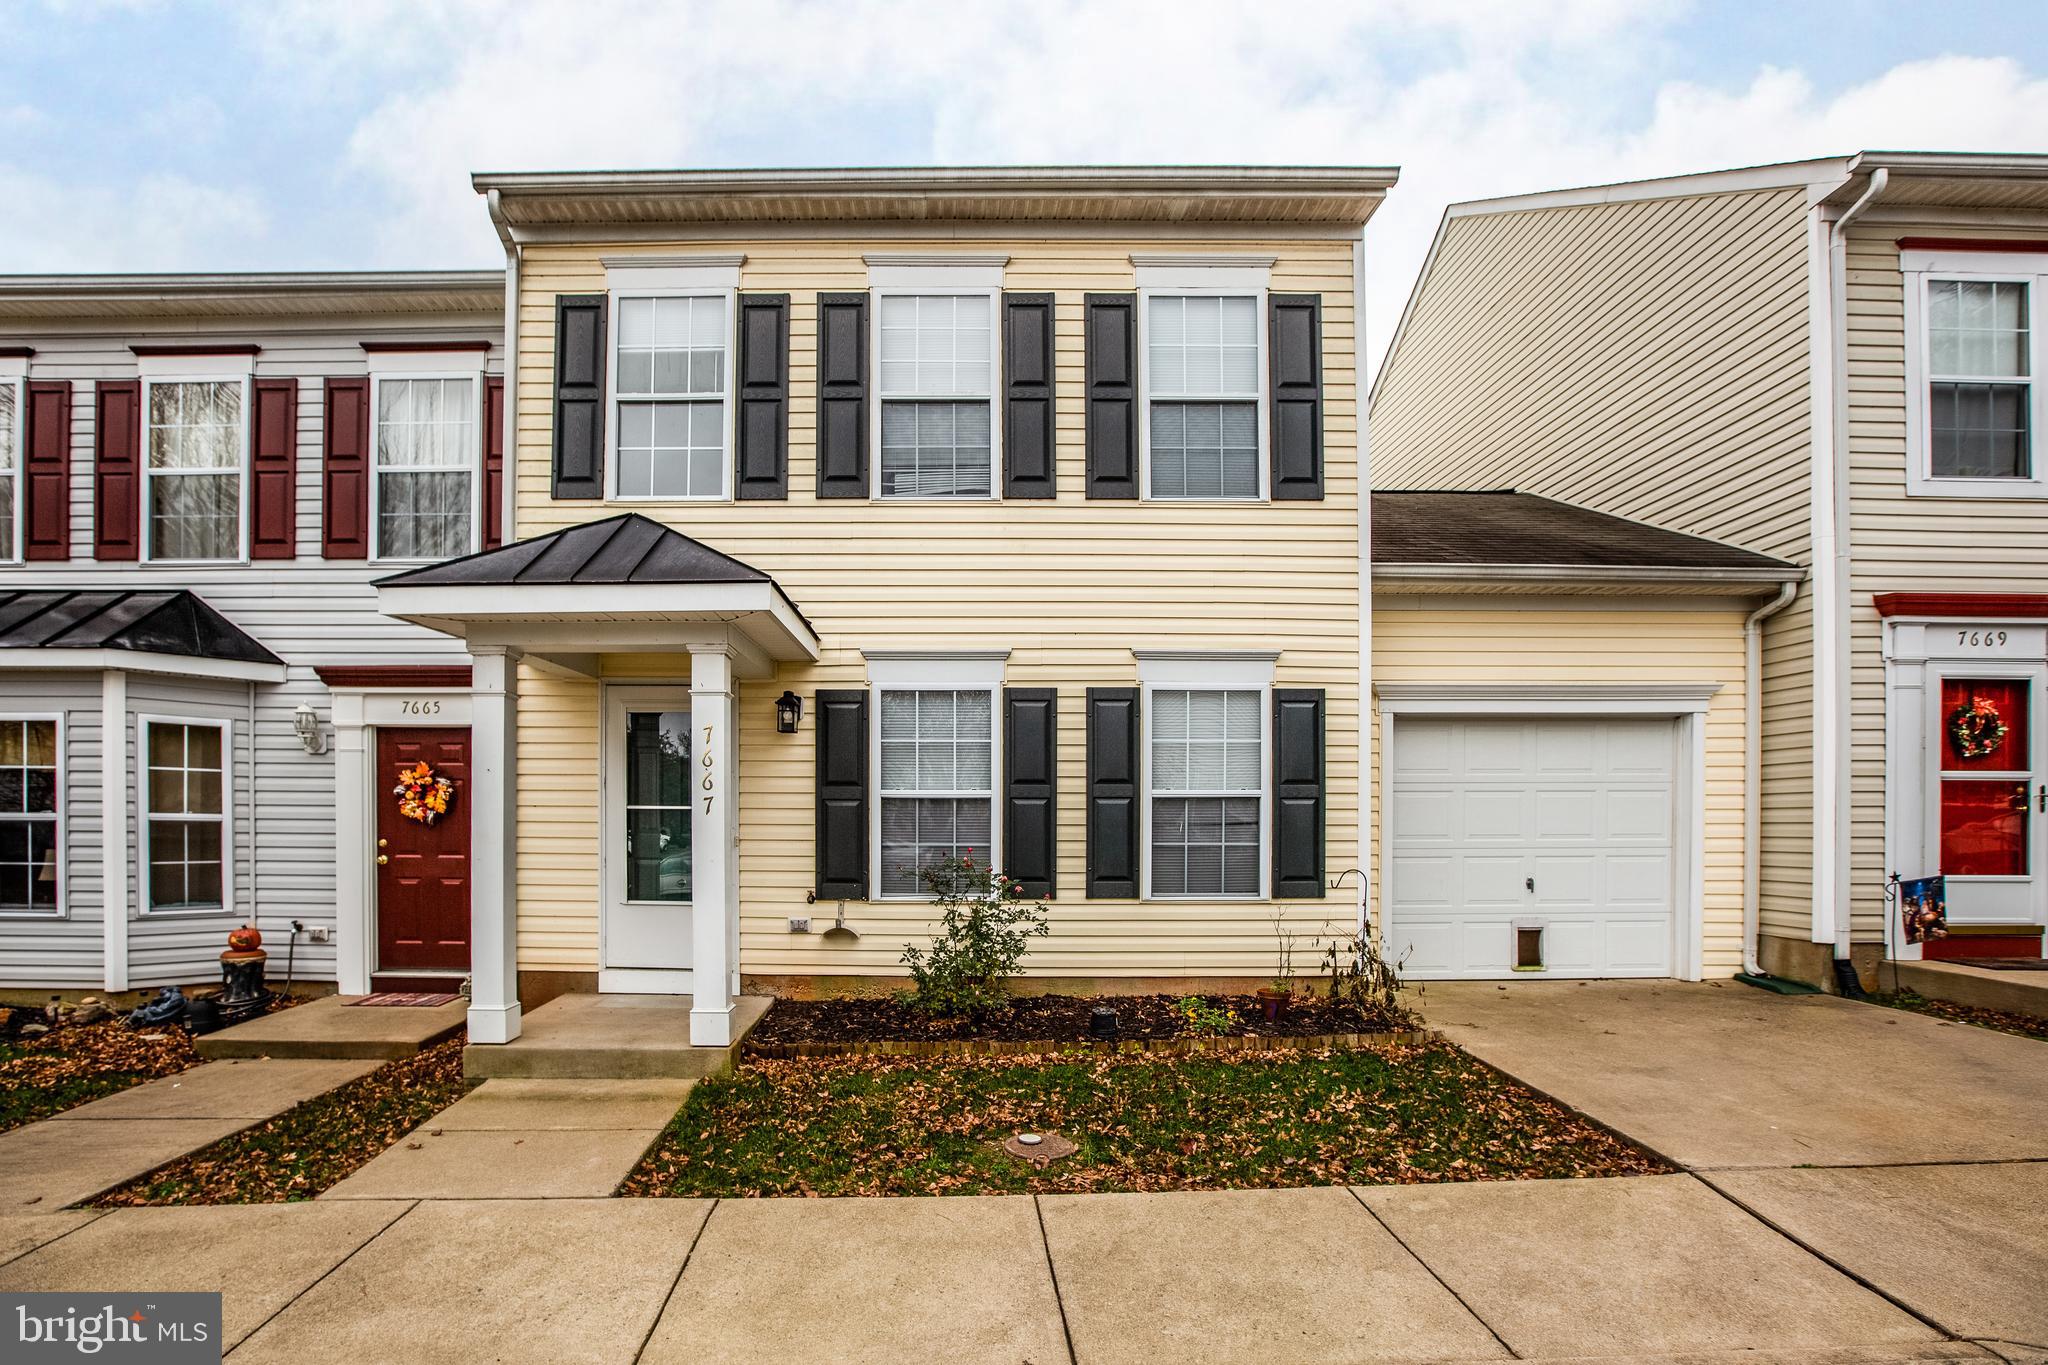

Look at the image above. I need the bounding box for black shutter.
[552,293,608,499]
[736,293,789,499]
[1272,689,1326,897]
[1003,293,1056,499]
[816,292,869,498]
[1268,293,1324,501]
[1004,688,1058,897]
[1086,687,1140,898]
[815,689,869,899]
[1084,293,1138,499]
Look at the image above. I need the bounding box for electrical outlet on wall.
[307,926,332,943]
[787,916,811,934]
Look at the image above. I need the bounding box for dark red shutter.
[22,381,71,561]
[322,377,370,559]
[92,380,141,561]
[483,375,505,549]
[250,378,298,560]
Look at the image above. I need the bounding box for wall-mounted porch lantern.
[775,690,804,735]
[293,703,328,755]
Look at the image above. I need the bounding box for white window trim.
[0,713,64,920]
[865,653,1007,901]
[368,370,484,563]
[1902,248,2048,500]
[1135,279,1270,504]
[868,270,1004,503]
[600,685,695,920]
[1139,680,1273,903]
[137,714,234,918]
[142,375,250,565]
[0,375,21,564]
[604,281,738,503]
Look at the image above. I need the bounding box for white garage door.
[1389,717,1678,979]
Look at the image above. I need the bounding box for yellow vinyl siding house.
[375,168,1393,1046]
[1373,151,2048,990]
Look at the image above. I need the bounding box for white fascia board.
[1374,681,1722,715]
[1371,563,1805,586]
[0,650,286,683]
[1445,157,1853,220]
[377,580,820,660]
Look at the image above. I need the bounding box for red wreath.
[1949,696,2009,761]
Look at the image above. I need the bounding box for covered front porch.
[377,514,819,1048]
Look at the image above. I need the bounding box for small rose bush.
[899,852,1051,1017]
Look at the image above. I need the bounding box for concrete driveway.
[1424,980,2048,1350]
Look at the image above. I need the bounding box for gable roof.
[0,590,283,665]
[1372,492,1802,583]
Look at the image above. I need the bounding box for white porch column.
[100,669,128,994]
[331,691,371,995]
[689,646,738,1046]
[468,645,522,1043]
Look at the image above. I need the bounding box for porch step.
[463,993,773,1081]
[196,994,469,1061]
[1885,959,2048,1019]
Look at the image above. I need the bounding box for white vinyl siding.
[0,717,60,915]
[145,379,244,561]
[1146,294,1261,500]
[614,294,729,499]
[374,375,476,559]
[0,380,18,562]
[877,294,995,499]
[142,718,228,915]
[1148,688,1263,898]
[877,688,994,897]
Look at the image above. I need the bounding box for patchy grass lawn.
[1870,989,2048,1042]
[94,1037,473,1205]
[622,1039,1667,1198]
[0,1020,199,1133]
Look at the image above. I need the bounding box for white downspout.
[1355,222,1374,940]
[486,189,520,546]
[1743,579,1798,975]
[1813,168,1888,964]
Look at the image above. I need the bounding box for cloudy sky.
[4,0,2045,368]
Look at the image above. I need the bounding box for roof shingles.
[1372,492,1799,575]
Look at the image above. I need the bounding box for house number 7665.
[701,725,715,813]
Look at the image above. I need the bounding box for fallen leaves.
[0,1019,200,1133]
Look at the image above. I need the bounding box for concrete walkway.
[0,1057,377,1210]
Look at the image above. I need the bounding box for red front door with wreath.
[376,727,472,973]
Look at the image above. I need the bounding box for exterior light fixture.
[776,690,803,734]
[293,703,328,755]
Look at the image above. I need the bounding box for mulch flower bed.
[1869,989,2048,1042]
[748,992,1412,1054]
[623,1038,1668,1198]
[95,1036,474,1205]
[0,1011,200,1133]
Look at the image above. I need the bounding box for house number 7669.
[1957,630,2009,648]
[701,725,715,813]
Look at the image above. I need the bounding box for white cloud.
[0,167,269,272]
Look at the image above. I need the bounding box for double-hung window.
[146,379,245,560]
[374,376,477,559]
[1147,688,1265,898]
[143,719,228,914]
[877,293,995,498]
[0,718,59,915]
[614,294,729,498]
[1145,294,1262,500]
[877,689,995,896]
[0,379,18,561]
[1906,248,2048,497]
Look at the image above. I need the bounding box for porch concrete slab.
[1888,958,2048,1018]
[231,1199,710,1365]
[0,1117,245,1210]
[427,1078,695,1130]
[0,1211,102,1267]
[643,1196,1067,1365]
[195,994,466,1061]
[320,1126,660,1200]
[1357,1175,1938,1359]
[1422,980,2048,1168]
[462,993,770,1080]
[1040,1186,1507,1364]
[1706,1162,2048,1345]
[48,1058,376,1121]
[0,1201,411,1351]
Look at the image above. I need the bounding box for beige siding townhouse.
[374,167,1409,1047]
[1373,151,2048,991]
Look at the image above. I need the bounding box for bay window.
[1147,688,1264,898]
[375,376,477,559]
[1146,294,1262,500]
[614,294,729,498]
[146,379,245,560]
[0,718,59,915]
[144,719,228,914]
[1906,249,2048,497]
[877,293,994,498]
[877,688,994,896]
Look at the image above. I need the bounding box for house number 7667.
[701,725,715,813]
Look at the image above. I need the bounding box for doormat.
[1951,958,2048,972]
[350,992,461,1007]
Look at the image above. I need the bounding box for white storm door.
[1926,667,2047,926]
[603,687,694,972]
[1389,717,1677,979]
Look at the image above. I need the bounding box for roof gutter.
[486,189,520,547]
[1371,563,1804,586]
[1743,579,1801,976]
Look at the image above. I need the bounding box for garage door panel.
[1457,919,1513,974]
[1462,723,1532,779]
[1464,790,1526,840]
[1392,788,1456,841]
[1607,723,1674,774]
[1607,787,1673,840]
[1533,790,1599,840]
[1534,723,1598,775]
[1395,921,1461,975]
[1605,919,1673,973]
[1606,853,1671,905]
[1462,855,1529,907]
[1393,722,1454,777]
[1531,853,1598,907]
[1392,855,1454,907]
[1539,920,1601,973]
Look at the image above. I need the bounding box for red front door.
[376,727,472,972]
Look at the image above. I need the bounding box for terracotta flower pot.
[1256,987,1289,1022]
